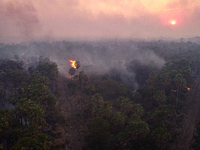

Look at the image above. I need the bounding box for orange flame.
[185,86,190,90]
[69,60,76,69]
[171,90,177,92]
[171,86,190,92]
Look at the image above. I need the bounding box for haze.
[0,0,200,43]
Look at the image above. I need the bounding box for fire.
[69,60,77,69]
[185,86,190,90]
[171,86,190,92]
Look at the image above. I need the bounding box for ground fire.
[172,90,177,92]
[171,86,190,92]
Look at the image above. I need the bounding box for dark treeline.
[0,39,200,149]
[0,57,66,149]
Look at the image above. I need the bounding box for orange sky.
[1,0,200,43]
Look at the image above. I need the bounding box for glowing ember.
[171,90,177,92]
[69,60,77,69]
[185,86,190,90]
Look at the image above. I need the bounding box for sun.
[170,20,176,25]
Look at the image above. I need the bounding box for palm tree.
[69,67,76,79]
[116,97,125,107]
[11,131,51,150]
[75,61,81,74]
[27,104,45,126]
[111,111,126,127]
[174,73,186,110]
[94,101,113,118]
[86,117,112,150]
[130,114,141,122]
[36,60,59,80]
[91,93,103,107]
[151,105,172,123]
[153,90,167,105]
[16,98,31,125]
[152,127,171,148]
[75,61,81,69]
[16,98,46,126]
[126,120,150,139]
[116,131,129,148]
[17,82,28,98]
[78,71,86,91]
[30,71,42,84]
[116,97,133,114]
[35,133,52,150]
[132,104,144,117]
[87,83,95,97]
[146,71,158,85]
[117,83,127,96]
[12,70,29,94]
[132,92,142,102]
[28,83,49,103]
[45,95,57,108]
[0,110,14,135]
[158,70,170,92]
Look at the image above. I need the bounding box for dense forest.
[0,38,200,149]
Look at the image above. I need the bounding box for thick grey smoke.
[13,40,165,90]
[0,38,167,90]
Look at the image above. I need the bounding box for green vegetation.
[0,57,63,150]
[0,39,200,149]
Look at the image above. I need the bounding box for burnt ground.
[170,79,200,150]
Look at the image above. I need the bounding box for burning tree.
[69,60,81,69]
[69,60,81,76]
[69,60,76,69]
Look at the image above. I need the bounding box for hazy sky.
[1,0,200,43]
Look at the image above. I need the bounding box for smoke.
[1,0,200,43]
[10,40,165,90]
[0,0,41,43]
[0,36,167,90]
